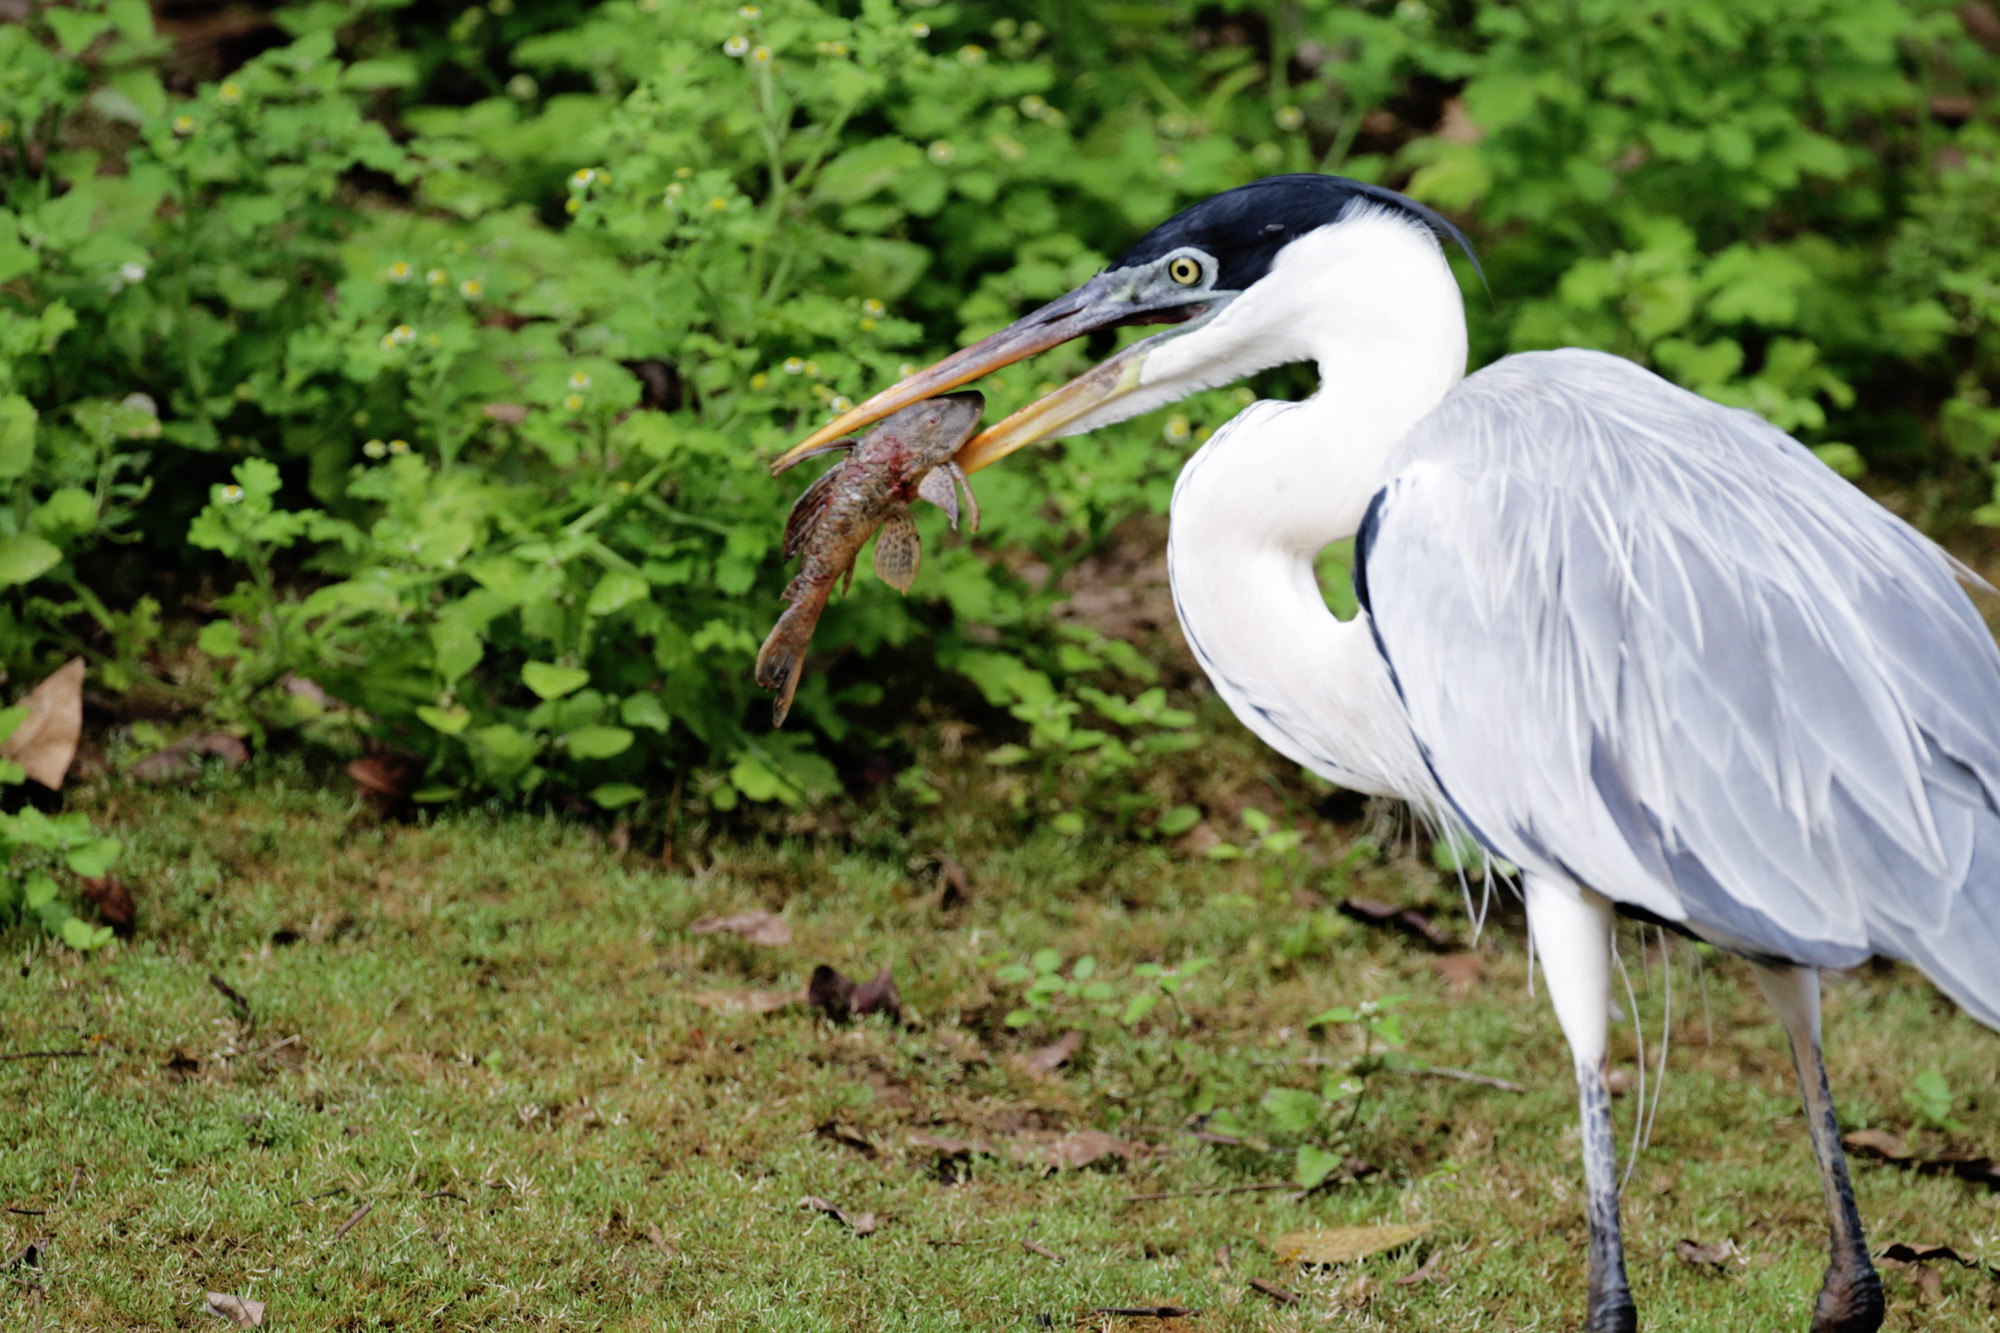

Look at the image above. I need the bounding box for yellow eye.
[1167,255,1203,286]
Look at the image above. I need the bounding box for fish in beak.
[770,267,1225,477]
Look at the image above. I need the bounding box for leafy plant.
[0,708,120,950]
[1902,1068,1968,1135]
[993,947,1217,1031]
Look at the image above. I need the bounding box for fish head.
[858,391,985,466]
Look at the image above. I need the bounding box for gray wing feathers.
[1368,350,2000,1025]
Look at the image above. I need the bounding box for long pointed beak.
[770,282,1120,473]
[953,335,1152,473]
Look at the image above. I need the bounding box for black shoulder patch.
[1112,174,1481,292]
[1351,484,1390,617]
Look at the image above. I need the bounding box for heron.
[773,173,2000,1332]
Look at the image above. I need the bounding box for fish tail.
[755,576,832,724]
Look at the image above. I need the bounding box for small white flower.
[1275,105,1305,132]
[119,261,147,284]
[783,357,805,375]
[363,439,387,458]
[724,35,749,56]
[568,371,592,390]
[459,278,484,298]
[750,45,773,64]
[218,82,243,106]
[388,260,413,283]
[862,298,885,316]
[427,268,448,286]
[927,140,956,165]
[958,43,986,65]
[389,439,411,455]
[830,396,853,413]
[220,484,245,503]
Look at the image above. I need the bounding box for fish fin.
[916,468,959,529]
[782,458,849,559]
[872,509,922,594]
[771,438,854,477]
[947,461,979,534]
[756,582,831,724]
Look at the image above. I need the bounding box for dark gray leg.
[1752,963,1885,1333]
[1527,877,1638,1333]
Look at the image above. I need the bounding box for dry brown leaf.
[481,402,530,424]
[798,1194,876,1235]
[1340,897,1458,951]
[807,963,901,1023]
[816,1121,879,1159]
[1431,952,1482,995]
[2,657,83,789]
[1020,1029,1083,1078]
[1842,1128,1913,1162]
[79,874,137,934]
[685,988,801,1014]
[689,910,792,947]
[132,732,250,785]
[1026,1129,1150,1169]
[907,1129,998,1157]
[347,751,420,814]
[1879,1241,2000,1278]
[205,1292,266,1328]
[1674,1238,1739,1267]
[1274,1223,1432,1266]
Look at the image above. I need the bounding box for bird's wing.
[1359,350,2000,1016]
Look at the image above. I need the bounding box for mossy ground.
[4,756,1997,1331]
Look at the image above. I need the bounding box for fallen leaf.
[481,402,529,424]
[1339,897,1458,951]
[1032,1129,1150,1169]
[1879,1241,2000,1278]
[807,963,901,1023]
[1674,1238,1739,1267]
[347,751,420,814]
[1843,1129,1912,1162]
[937,854,970,910]
[685,988,801,1014]
[1606,1067,1634,1098]
[132,732,251,785]
[689,910,792,947]
[816,1121,879,1159]
[1248,1277,1298,1305]
[2,657,83,789]
[1432,951,1482,995]
[205,1292,266,1328]
[907,1129,998,1157]
[798,1194,876,1235]
[1021,1029,1083,1078]
[78,875,137,934]
[1274,1223,1433,1266]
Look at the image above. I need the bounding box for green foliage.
[992,946,1217,1031]
[0,711,120,950]
[2,0,1996,810]
[1902,1067,1967,1134]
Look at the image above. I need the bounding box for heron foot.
[1809,1262,1884,1333]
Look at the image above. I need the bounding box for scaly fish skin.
[756,392,984,725]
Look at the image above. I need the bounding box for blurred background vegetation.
[3,0,1999,940]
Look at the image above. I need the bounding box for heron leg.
[1750,963,1885,1333]
[1526,877,1637,1333]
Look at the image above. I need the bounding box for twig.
[209,973,253,1025]
[1388,1062,1527,1094]
[1020,1237,1065,1263]
[1249,1277,1298,1306]
[5,1208,45,1216]
[0,1050,89,1062]
[1124,1182,1301,1203]
[287,1186,348,1206]
[327,1201,373,1244]
[250,1034,299,1060]
[61,1168,81,1209]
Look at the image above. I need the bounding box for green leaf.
[565,725,633,760]
[1031,947,1062,974]
[45,9,111,53]
[1120,992,1159,1026]
[1308,1006,1358,1027]
[619,693,670,732]
[1260,1087,1322,1135]
[1294,1144,1342,1190]
[342,57,419,90]
[590,782,644,809]
[522,661,591,699]
[59,917,114,951]
[729,755,798,806]
[416,705,472,736]
[0,395,37,480]
[65,838,120,878]
[585,569,650,617]
[0,534,62,587]
[1156,804,1200,836]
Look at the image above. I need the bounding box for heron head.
[771,174,1478,475]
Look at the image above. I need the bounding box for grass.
[4,759,1998,1331]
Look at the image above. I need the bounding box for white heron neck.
[1161,209,1466,800]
